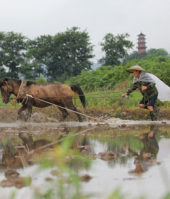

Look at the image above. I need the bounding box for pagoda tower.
[137,33,146,53]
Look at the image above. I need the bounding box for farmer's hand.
[122,145,129,151]
[121,93,127,98]
[141,86,147,91]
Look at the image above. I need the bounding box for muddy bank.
[0,106,169,131]
[0,106,169,123]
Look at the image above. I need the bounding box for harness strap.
[5,81,9,98]
[17,81,27,99]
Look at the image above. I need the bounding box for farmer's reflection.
[124,125,159,174]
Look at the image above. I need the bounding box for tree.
[126,48,169,62]
[25,27,94,82]
[147,48,169,57]
[19,35,52,79]
[100,33,134,66]
[125,51,147,61]
[19,60,45,80]
[48,27,94,81]
[0,32,28,78]
[0,34,6,78]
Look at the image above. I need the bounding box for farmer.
[121,65,159,121]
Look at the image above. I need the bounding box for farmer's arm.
[141,82,155,91]
[122,83,138,97]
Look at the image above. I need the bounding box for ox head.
[0,78,12,104]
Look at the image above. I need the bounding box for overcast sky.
[0,0,170,62]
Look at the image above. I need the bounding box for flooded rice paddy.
[0,120,170,199]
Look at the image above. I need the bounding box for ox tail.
[70,85,86,108]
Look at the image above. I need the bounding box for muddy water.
[0,122,170,199]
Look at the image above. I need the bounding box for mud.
[0,106,169,127]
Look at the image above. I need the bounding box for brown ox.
[0,78,86,122]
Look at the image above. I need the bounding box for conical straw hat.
[126,65,146,73]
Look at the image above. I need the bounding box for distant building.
[137,32,147,53]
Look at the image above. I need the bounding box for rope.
[36,126,97,151]
[25,94,100,121]
[10,94,122,101]
[117,96,129,118]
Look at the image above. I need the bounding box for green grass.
[0,90,169,110]
[0,93,21,108]
[75,89,168,109]
[0,89,170,121]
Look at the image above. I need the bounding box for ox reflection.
[0,126,90,169]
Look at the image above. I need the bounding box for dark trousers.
[139,95,158,107]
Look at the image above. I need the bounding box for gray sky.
[0,0,170,62]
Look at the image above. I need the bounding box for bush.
[66,57,170,91]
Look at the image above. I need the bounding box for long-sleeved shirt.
[127,80,158,99]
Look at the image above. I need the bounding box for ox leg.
[18,98,33,122]
[26,99,33,122]
[57,105,69,122]
[18,105,28,121]
[65,101,82,122]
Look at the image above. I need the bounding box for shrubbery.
[66,57,170,91]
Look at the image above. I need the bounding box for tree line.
[0,27,169,83]
[0,27,135,82]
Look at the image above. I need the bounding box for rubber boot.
[154,105,160,114]
[150,111,157,121]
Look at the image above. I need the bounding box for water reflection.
[0,126,91,170]
[0,124,170,198]
[0,124,169,173]
[127,125,160,174]
[1,133,53,169]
